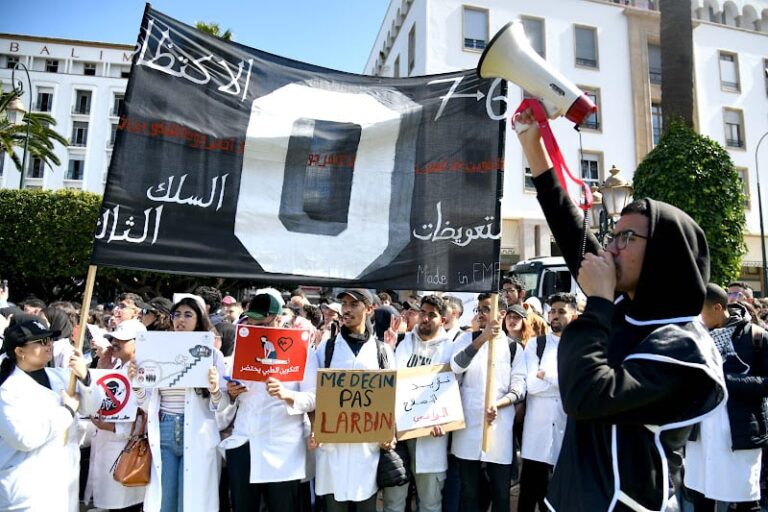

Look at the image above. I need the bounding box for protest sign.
[89,369,138,422]
[133,331,214,388]
[232,325,309,382]
[315,369,397,443]
[395,364,465,440]
[90,6,503,292]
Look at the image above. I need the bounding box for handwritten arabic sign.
[89,369,138,423]
[395,364,465,440]
[232,325,309,382]
[315,369,397,444]
[133,332,214,388]
[90,6,503,292]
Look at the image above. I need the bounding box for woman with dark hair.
[141,297,174,332]
[133,296,226,512]
[0,319,101,511]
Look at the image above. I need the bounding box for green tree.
[633,121,746,285]
[0,88,68,175]
[194,21,233,41]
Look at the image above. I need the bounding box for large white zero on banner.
[236,83,415,279]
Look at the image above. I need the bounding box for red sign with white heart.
[232,325,310,382]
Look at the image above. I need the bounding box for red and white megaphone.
[478,20,597,131]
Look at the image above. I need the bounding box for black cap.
[146,297,173,316]
[336,288,373,305]
[3,319,60,350]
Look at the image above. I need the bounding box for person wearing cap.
[319,302,342,343]
[218,293,317,511]
[141,297,174,331]
[503,304,535,347]
[85,318,147,512]
[132,297,227,512]
[314,288,395,511]
[0,319,101,511]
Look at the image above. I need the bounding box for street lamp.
[755,130,768,295]
[590,165,634,244]
[8,62,32,190]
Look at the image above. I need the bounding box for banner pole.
[481,292,499,453]
[64,265,98,443]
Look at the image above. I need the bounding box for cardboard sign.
[395,364,465,441]
[90,369,138,422]
[315,369,397,443]
[232,325,310,382]
[133,331,214,388]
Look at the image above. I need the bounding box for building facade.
[366,0,768,291]
[0,34,133,193]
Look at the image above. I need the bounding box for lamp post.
[7,62,32,190]
[755,130,768,295]
[590,165,634,244]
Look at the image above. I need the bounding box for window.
[83,63,97,76]
[71,121,89,146]
[112,93,125,116]
[110,123,118,146]
[463,7,488,50]
[580,152,602,189]
[521,17,545,58]
[574,26,598,68]
[723,108,745,149]
[736,167,750,209]
[648,43,662,85]
[6,55,19,69]
[35,88,53,113]
[393,56,400,78]
[524,164,535,191]
[719,51,740,92]
[408,26,416,75]
[580,87,601,131]
[27,157,44,178]
[45,59,59,73]
[121,69,131,79]
[67,159,84,181]
[73,90,92,115]
[651,103,663,145]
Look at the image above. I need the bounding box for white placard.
[89,369,138,422]
[133,331,214,388]
[395,364,465,440]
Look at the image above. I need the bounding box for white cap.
[106,319,146,341]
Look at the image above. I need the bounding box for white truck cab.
[507,256,585,304]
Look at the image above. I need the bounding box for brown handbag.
[111,408,151,487]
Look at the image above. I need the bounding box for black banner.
[92,6,506,292]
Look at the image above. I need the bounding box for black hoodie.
[534,170,726,512]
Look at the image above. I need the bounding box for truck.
[506,256,584,304]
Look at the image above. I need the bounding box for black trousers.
[226,442,301,512]
[456,458,512,512]
[689,488,761,512]
[517,459,553,512]
[322,493,377,512]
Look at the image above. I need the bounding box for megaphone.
[478,20,596,128]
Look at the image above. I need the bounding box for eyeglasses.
[115,303,137,310]
[728,291,745,299]
[26,337,52,347]
[473,306,492,315]
[603,229,648,251]
[170,311,196,320]
[419,310,441,320]
[500,288,517,295]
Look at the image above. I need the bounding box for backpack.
[324,332,389,370]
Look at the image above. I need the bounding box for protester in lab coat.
[450,293,526,512]
[129,296,227,512]
[0,319,101,511]
[219,293,317,511]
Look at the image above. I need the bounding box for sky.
[0,0,390,74]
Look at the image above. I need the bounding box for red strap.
[515,99,592,210]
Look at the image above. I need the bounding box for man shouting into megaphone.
[513,107,726,512]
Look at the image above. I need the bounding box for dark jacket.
[534,170,726,512]
[721,303,768,450]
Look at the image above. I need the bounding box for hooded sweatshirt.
[534,170,726,512]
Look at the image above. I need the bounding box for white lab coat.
[394,330,454,474]
[314,334,395,502]
[450,332,525,465]
[521,333,567,465]
[218,347,317,483]
[0,366,101,511]
[140,349,227,512]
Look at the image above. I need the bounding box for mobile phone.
[223,376,242,385]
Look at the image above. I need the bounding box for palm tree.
[0,87,68,176]
[660,0,694,132]
[194,21,233,41]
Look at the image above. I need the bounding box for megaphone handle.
[513,98,559,133]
